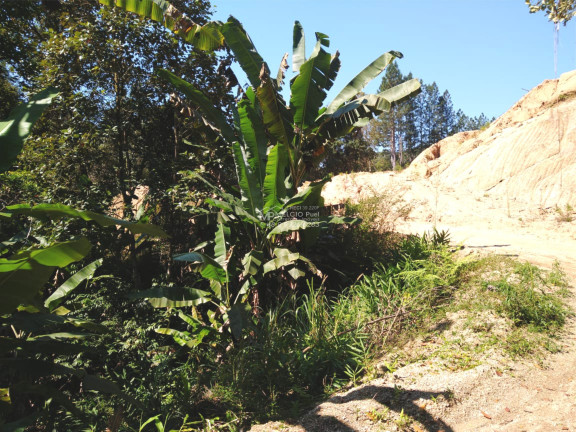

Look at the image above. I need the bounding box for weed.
[479,121,491,131]
[445,388,456,402]
[366,407,390,422]
[344,363,365,387]
[489,274,567,331]
[505,330,535,358]
[555,203,574,222]
[392,384,404,404]
[546,261,570,291]
[378,359,399,374]
[344,183,413,235]
[394,408,413,429]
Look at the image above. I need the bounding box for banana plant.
[99,1,422,188]
[99,0,421,339]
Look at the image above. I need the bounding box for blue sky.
[210,0,576,120]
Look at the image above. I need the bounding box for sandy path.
[398,179,576,431]
[401,178,576,277]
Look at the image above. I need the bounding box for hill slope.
[323,70,576,209]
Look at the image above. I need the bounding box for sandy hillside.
[321,70,576,275]
[251,71,576,431]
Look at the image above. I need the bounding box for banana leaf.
[173,251,227,284]
[0,239,91,314]
[0,88,58,173]
[262,143,288,214]
[292,20,306,72]
[325,50,402,115]
[237,88,267,186]
[220,16,267,89]
[44,259,103,311]
[232,141,263,215]
[127,286,212,308]
[256,77,293,146]
[213,212,231,268]
[98,0,224,51]
[377,78,422,107]
[290,46,333,130]
[2,203,168,238]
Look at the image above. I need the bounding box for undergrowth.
[91,212,570,431]
[199,232,461,429]
[183,233,572,431]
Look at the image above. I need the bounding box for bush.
[485,262,568,331]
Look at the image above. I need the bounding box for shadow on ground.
[293,384,455,431]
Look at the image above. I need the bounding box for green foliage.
[339,234,459,341]
[0,88,58,173]
[99,0,225,50]
[485,262,569,330]
[0,207,166,428]
[0,92,169,428]
[100,1,421,188]
[312,131,377,177]
[199,236,462,424]
[526,0,576,23]
[2,203,168,238]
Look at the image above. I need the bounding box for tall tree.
[0,64,19,118]
[11,1,234,288]
[452,108,469,134]
[424,82,442,145]
[437,90,455,138]
[368,61,415,170]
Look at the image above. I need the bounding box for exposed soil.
[250,72,576,431]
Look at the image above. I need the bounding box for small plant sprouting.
[555,203,574,222]
[366,407,390,422]
[394,408,413,429]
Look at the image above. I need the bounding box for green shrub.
[485,262,568,331]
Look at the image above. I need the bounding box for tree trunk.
[114,71,141,292]
[390,124,396,171]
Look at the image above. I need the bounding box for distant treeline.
[314,61,493,175]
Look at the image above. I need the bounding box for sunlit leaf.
[0,88,58,173]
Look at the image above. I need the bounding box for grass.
[555,203,574,222]
[176,229,571,430]
[445,256,570,361]
[197,233,462,427]
[372,253,571,381]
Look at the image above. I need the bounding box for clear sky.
[210,0,576,120]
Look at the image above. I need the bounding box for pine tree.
[425,82,442,145]
[437,90,455,138]
[362,65,494,172]
[368,61,412,170]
